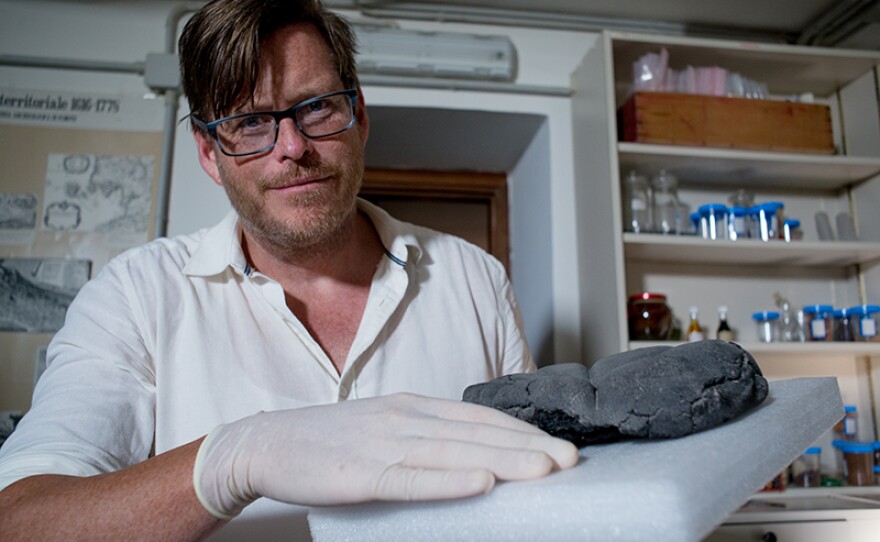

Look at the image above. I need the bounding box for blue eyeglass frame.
[193,88,359,157]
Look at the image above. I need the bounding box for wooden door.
[360,169,509,271]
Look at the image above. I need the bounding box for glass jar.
[790,447,822,488]
[841,442,875,486]
[765,201,785,239]
[627,293,672,341]
[689,211,701,235]
[728,188,755,209]
[783,218,802,242]
[622,170,651,234]
[752,311,780,342]
[874,441,880,470]
[833,405,858,440]
[650,170,681,235]
[698,203,728,240]
[834,308,856,342]
[748,202,784,241]
[803,304,834,342]
[849,304,879,342]
[727,206,748,240]
[677,202,693,235]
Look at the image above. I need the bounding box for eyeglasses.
[193,89,358,157]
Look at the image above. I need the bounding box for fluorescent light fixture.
[354,25,517,81]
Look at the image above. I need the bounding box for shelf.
[623,233,880,267]
[617,143,880,190]
[759,487,880,500]
[574,30,880,367]
[609,31,880,100]
[629,340,880,357]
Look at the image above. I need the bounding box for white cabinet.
[706,520,850,542]
[705,488,880,542]
[571,31,880,439]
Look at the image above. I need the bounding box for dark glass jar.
[627,292,672,341]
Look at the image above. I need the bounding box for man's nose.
[273,117,311,159]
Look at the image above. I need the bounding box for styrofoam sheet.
[309,377,843,542]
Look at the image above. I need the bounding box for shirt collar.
[182,199,422,278]
[356,198,422,268]
[183,210,249,277]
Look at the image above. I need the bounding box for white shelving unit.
[630,340,880,357]
[617,143,880,190]
[624,234,880,267]
[571,31,880,438]
[572,30,880,535]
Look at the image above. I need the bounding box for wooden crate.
[618,92,834,154]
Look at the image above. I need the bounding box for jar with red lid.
[628,292,672,341]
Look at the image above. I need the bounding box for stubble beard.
[219,151,364,258]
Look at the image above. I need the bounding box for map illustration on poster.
[42,153,154,235]
[0,83,164,411]
[0,257,91,332]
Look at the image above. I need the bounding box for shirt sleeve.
[497,273,537,376]
[0,256,156,492]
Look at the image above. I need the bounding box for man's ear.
[355,86,369,145]
[193,127,224,187]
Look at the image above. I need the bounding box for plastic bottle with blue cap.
[752,311,780,342]
[848,304,879,342]
[727,206,748,240]
[834,440,875,486]
[803,304,834,341]
[748,202,784,241]
[834,405,858,440]
[833,308,856,342]
[783,218,802,242]
[791,447,822,487]
[697,204,728,240]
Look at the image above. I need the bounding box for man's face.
[195,23,369,253]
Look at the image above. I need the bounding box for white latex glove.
[193,393,578,519]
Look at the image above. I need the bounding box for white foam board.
[309,377,843,542]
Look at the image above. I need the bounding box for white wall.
[0,0,598,364]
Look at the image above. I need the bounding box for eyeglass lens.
[214,92,354,156]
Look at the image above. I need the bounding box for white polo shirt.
[0,200,534,512]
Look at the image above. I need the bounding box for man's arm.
[0,439,223,542]
[0,394,579,540]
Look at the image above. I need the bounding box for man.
[0,0,577,539]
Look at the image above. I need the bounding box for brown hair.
[179,0,359,123]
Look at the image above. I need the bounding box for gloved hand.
[193,393,579,519]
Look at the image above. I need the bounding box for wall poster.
[0,85,164,412]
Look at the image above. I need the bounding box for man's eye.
[305,99,328,113]
[240,115,269,129]
[219,115,273,135]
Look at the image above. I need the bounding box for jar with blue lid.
[748,202,784,241]
[836,441,876,486]
[783,218,802,242]
[753,311,780,342]
[727,206,748,240]
[698,203,728,240]
[803,304,834,341]
[791,447,822,487]
[848,305,879,342]
[689,211,701,234]
[834,308,856,342]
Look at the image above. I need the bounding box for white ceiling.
[336,0,880,49]
[38,0,880,48]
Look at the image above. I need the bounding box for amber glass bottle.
[686,306,704,342]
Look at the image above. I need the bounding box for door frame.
[361,168,510,270]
